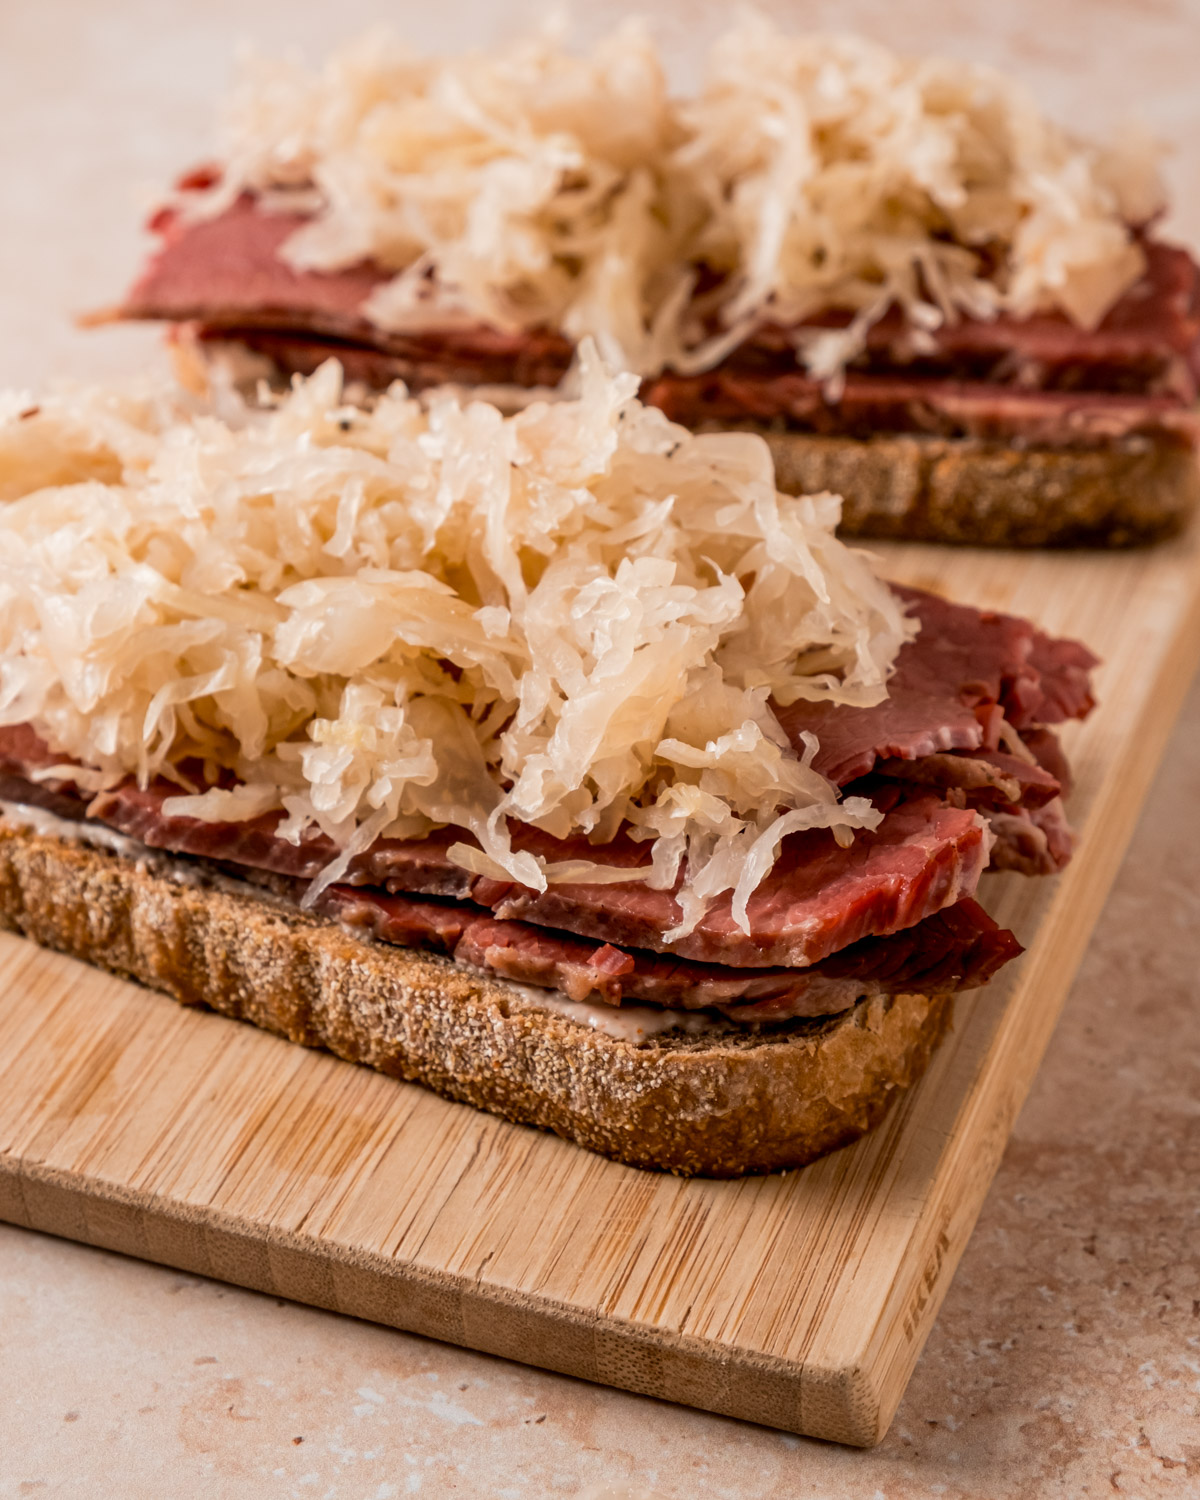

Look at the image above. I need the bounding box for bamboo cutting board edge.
[1,536,1199,1447]
[0,1152,893,1436]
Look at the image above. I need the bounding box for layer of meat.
[320,886,1020,1019]
[0,738,990,971]
[644,368,1200,446]
[484,794,989,967]
[0,776,1019,1020]
[774,587,1095,875]
[986,802,1075,877]
[0,585,1093,963]
[119,193,1200,446]
[745,242,1200,395]
[777,586,1093,764]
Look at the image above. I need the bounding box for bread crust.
[0,823,954,1177]
[745,428,1199,548]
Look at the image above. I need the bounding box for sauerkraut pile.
[191,15,1165,378]
[0,350,912,936]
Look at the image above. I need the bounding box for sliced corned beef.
[124,196,575,387]
[0,765,1017,1016]
[643,369,1200,446]
[323,885,1020,1018]
[748,241,1200,391]
[132,199,1200,383]
[0,727,988,969]
[200,324,1200,446]
[1021,633,1101,728]
[119,192,1200,445]
[1020,726,1075,797]
[725,897,1022,1020]
[775,585,1097,787]
[988,802,1075,876]
[486,796,988,968]
[869,748,1060,810]
[129,197,386,339]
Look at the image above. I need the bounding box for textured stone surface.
[2,0,1200,1495]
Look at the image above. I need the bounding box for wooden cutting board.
[1,533,1198,1447]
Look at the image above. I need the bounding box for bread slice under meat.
[734,427,1199,548]
[0,822,954,1177]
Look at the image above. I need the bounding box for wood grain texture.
[1,534,1198,1447]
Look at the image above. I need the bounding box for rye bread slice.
[0,823,954,1177]
[747,427,1199,548]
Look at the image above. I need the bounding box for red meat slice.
[123,196,575,387]
[0,755,1018,1014]
[128,197,385,336]
[750,240,1200,382]
[643,368,1200,445]
[0,725,988,969]
[118,192,1200,443]
[322,885,1020,1017]
[870,748,1060,810]
[487,796,988,967]
[1,582,1092,959]
[775,585,1097,786]
[988,801,1075,876]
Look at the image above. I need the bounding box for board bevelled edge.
[1,1154,871,1440]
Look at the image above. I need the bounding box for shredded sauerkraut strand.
[181,16,1165,378]
[0,346,912,935]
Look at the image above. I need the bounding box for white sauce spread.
[0,799,286,904]
[1,798,145,859]
[501,984,731,1044]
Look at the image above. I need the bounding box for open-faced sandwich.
[0,350,1095,1174]
[105,19,1200,547]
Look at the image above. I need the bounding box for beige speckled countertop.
[2,2,1200,1495]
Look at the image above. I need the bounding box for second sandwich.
[110,20,1200,547]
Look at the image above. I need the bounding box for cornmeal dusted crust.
[0,823,954,1177]
[748,428,1199,548]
